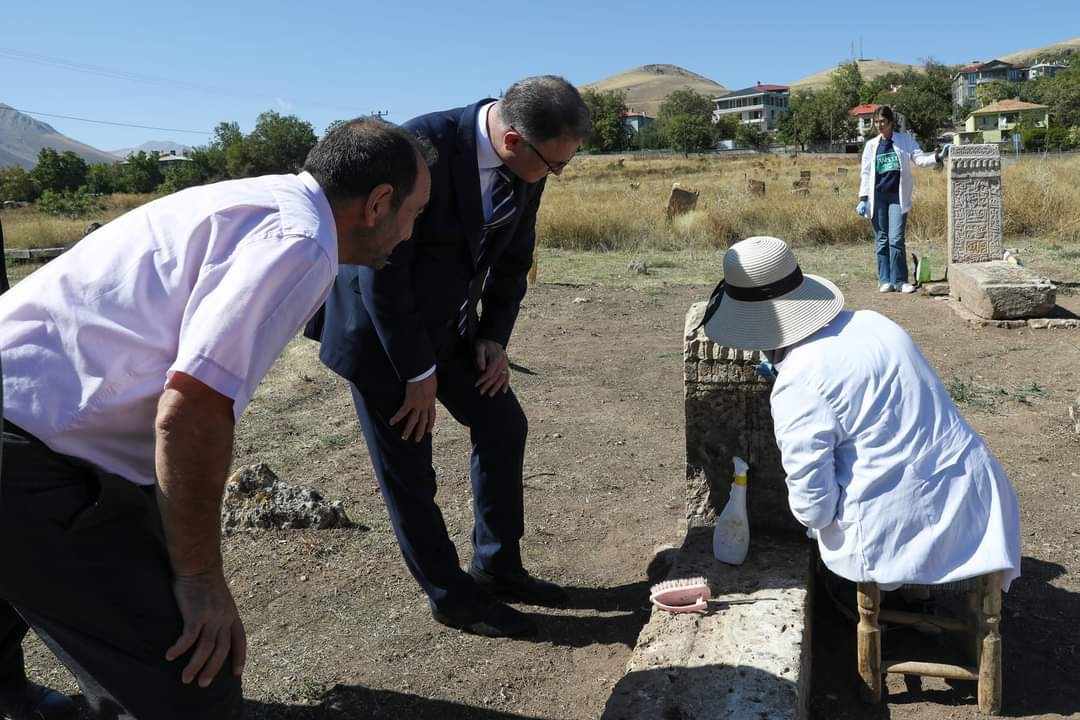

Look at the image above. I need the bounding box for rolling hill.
[0,103,119,169]
[1000,36,1080,63]
[583,64,729,116]
[788,59,922,91]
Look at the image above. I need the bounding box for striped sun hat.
[702,236,844,351]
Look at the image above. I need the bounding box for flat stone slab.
[944,298,1079,329]
[949,261,1056,319]
[602,528,811,720]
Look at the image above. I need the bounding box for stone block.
[601,529,811,720]
[684,303,800,535]
[949,261,1056,320]
[948,145,1003,265]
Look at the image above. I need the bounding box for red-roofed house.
[621,109,654,137]
[952,60,1029,108]
[848,103,907,141]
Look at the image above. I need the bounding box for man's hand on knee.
[166,570,247,687]
[391,375,437,441]
[473,339,510,397]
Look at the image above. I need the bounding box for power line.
[0,47,359,114]
[11,108,210,135]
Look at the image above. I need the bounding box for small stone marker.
[666,183,699,219]
[948,145,1003,265]
[799,169,811,181]
[836,167,848,177]
[747,179,765,196]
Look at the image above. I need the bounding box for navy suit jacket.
[310,100,546,393]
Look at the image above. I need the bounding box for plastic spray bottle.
[713,456,749,565]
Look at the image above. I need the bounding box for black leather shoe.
[0,682,76,720]
[432,599,536,638]
[468,566,567,606]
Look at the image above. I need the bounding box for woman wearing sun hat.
[701,236,1020,590]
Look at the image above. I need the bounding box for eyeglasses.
[510,126,574,175]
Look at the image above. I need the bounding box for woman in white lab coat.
[701,236,1021,590]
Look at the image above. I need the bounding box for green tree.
[656,89,719,153]
[657,89,715,129]
[581,89,629,152]
[777,90,839,149]
[1031,64,1080,128]
[29,149,88,194]
[242,111,318,176]
[665,114,714,155]
[974,81,1017,108]
[83,162,119,195]
[116,151,164,193]
[713,113,739,141]
[35,188,105,217]
[0,166,38,202]
[830,61,864,114]
[736,123,770,151]
[631,123,665,150]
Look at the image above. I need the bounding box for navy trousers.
[351,334,528,615]
[0,423,241,719]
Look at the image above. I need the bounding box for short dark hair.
[303,117,435,210]
[498,75,592,144]
[874,105,897,124]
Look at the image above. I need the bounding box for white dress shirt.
[770,310,1021,590]
[0,172,338,486]
[408,100,504,384]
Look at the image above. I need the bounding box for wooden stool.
[857,571,1003,714]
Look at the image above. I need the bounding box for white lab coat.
[770,310,1021,590]
[859,131,939,218]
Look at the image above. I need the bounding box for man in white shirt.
[0,118,431,720]
[701,236,1021,592]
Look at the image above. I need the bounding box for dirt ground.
[23,277,1080,719]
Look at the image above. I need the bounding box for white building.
[712,84,789,131]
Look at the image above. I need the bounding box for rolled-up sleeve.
[771,376,843,529]
[170,231,333,419]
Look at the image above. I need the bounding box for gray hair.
[498,75,591,144]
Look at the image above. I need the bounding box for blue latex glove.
[855,200,867,217]
[755,359,777,381]
[938,143,952,159]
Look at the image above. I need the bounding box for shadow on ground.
[809,555,1080,719]
[244,686,550,720]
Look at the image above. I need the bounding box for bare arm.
[155,371,246,686]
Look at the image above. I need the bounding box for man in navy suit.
[311,76,590,637]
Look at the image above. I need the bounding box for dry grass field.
[534,152,1080,286]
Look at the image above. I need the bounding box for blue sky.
[3,1,1076,152]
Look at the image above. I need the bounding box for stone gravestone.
[666,183,699,220]
[948,144,1003,265]
[683,303,800,535]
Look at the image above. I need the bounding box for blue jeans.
[871,201,908,286]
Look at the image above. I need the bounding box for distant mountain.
[583,64,729,117]
[0,103,120,169]
[788,60,923,91]
[110,140,191,159]
[1000,36,1080,64]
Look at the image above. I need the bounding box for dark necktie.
[458,166,517,337]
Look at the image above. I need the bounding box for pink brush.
[649,576,711,613]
